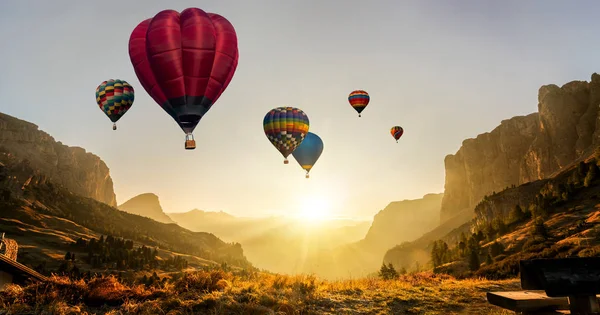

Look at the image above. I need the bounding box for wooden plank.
[0,254,48,282]
[487,291,570,312]
[520,258,600,297]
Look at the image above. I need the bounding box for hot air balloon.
[96,79,135,130]
[128,8,239,150]
[390,126,404,143]
[348,90,370,117]
[292,132,323,178]
[263,107,310,164]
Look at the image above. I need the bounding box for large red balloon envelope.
[129,8,239,150]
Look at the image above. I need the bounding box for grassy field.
[0,269,519,315]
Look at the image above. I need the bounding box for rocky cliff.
[441,73,600,223]
[364,193,443,250]
[0,112,116,206]
[118,193,175,224]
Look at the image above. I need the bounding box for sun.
[297,196,332,222]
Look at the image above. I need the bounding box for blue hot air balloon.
[292,132,324,178]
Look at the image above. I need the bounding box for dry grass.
[0,269,519,314]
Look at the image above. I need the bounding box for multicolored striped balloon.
[96,79,135,130]
[390,126,404,143]
[348,90,370,117]
[263,107,310,164]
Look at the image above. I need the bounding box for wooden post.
[520,258,600,315]
[568,295,600,314]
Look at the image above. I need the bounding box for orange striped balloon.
[348,90,370,117]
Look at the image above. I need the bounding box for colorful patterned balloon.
[95,79,135,130]
[263,107,310,164]
[292,132,323,178]
[390,126,404,143]
[128,8,239,149]
[348,90,370,117]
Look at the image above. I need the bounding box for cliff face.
[118,193,175,224]
[364,193,443,250]
[441,73,600,223]
[0,112,116,206]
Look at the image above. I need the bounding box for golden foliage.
[0,268,519,314]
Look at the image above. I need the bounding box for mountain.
[441,73,600,224]
[0,112,116,206]
[363,193,443,250]
[285,193,444,279]
[168,209,372,275]
[0,113,252,274]
[118,193,175,224]
[0,154,251,272]
[389,154,600,280]
[385,73,600,274]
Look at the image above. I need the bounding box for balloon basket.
[305,174,309,179]
[284,159,289,164]
[358,114,361,117]
[185,134,196,150]
[185,140,196,150]
[112,123,117,131]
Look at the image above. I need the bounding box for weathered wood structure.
[0,233,48,290]
[487,257,600,314]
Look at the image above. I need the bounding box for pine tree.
[386,263,399,279]
[509,205,525,223]
[64,251,71,261]
[378,263,390,279]
[578,161,588,177]
[571,169,583,186]
[532,219,550,240]
[489,241,504,257]
[431,241,440,268]
[486,254,493,265]
[468,247,480,271]
[585,163,599,187]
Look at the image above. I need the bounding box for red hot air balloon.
[129,8,239,150]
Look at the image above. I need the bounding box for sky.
[1,0,600,220]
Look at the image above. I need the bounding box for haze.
[1,0,599,219]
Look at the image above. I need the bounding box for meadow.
[0,268,518,315]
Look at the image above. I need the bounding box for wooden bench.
[487,257,600,314]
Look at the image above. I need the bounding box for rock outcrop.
[441,73,600,223]
[0,112,116,206]
[118,193,175,224]
[364,193,443,250]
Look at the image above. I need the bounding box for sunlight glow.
[297,196,332,222]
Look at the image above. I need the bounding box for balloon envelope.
[95,79,134,127]
[263,107,310,163]
[128,8,239,136]
[348,90,370,117]
[292,132,324,176]
[390,126,404,142]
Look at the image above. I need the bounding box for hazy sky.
[1,1,600,219]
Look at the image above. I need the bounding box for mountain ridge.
[0,112,117,206]
[441,73,600,224]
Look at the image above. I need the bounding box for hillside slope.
[0,153,252,272]
[386,152,600,279]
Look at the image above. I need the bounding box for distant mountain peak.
[118,193,174,224]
